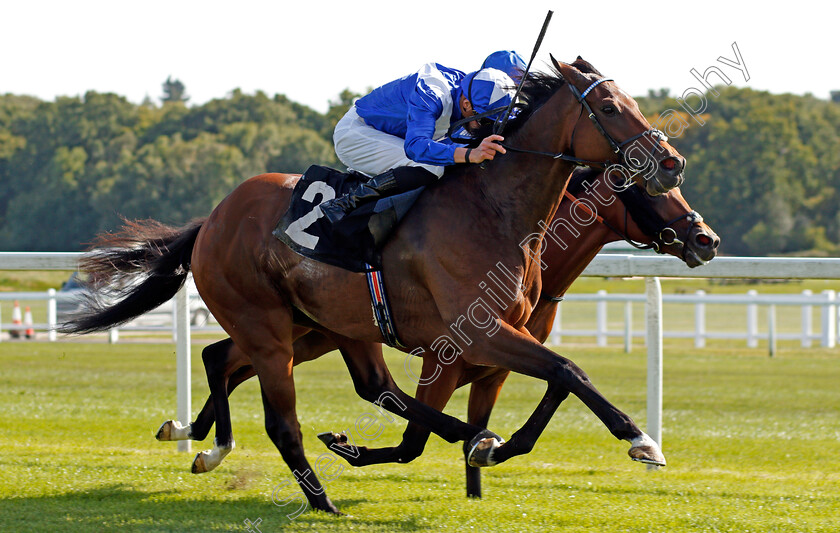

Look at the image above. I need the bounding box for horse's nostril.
[661,158,676,171]
[695,233,713,247]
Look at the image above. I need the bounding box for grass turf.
[0,340,838,532]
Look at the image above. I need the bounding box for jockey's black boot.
[320,166,437,224]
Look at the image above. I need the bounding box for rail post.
[645,277,663,470]
[596,290,607,347]
[175,285,192,453]
[551,303,562,346]
[694,289,706,348]
[801,289,813,348]
[746,290,758,348]
[820,290,836,348]
[47,288,57,341]
[624,301,633,353]
[768,304,777,357]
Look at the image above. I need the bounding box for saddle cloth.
[273,165,423,272]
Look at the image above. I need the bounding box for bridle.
[540,178,705,303]
[578,182,704,254]
[449,74,673,176]
[500,76,670,170]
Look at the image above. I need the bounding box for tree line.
[0,83,357,251]
[1,80,839,256]
[637,86,840,256]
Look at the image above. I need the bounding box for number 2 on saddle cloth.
[274,165,424,273]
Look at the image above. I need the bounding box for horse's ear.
[551,54,581,82]
[571,56,603,76]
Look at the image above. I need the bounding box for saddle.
[274,165,424,272]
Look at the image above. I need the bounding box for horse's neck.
[475,96,580,241]
[540,200,626,299]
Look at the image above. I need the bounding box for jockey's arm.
[405,82,506,166]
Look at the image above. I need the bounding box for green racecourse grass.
[1,339,838,532]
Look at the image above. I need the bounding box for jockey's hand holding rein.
[457,135,506,164]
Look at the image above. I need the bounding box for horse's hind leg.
[464,369,509,498]
[328,337,488,445]
[189,364,255,442]
[191,339,253,473]
[171,331,337,440]
[250,342,339,513]
[321,351,463,467]
[156,338,249,444]
[163,331,341,474]
[217,303,339,513]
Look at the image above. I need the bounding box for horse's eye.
[601,105,617,116]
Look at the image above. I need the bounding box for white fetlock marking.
[198,439,235,472]
[169,420,192,441]
[630,433,658,449]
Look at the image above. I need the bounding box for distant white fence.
[551,289,838,354]
[0,290,222,342]
[3,287,836,355]
[4,251,840,459]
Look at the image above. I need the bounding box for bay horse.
[62,57,687,514]
[157,166,719,500]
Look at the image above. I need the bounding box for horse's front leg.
[459,321,663,468]
[320,348,464,466]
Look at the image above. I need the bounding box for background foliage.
[1,79,839,255]
[0,83,357,250]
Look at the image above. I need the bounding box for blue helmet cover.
[481,50,526,80]
[462,68,516,121]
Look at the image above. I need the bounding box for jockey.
[320,63,516,223]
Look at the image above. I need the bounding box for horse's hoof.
[466,429,505,467]
[628,434,666,466]
[156,421,173,441]
[156,420,190,441]
[192,452,208,474]
[317,431,347,447]
[191,440,234,474]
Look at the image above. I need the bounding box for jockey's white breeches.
[333,106,444,178]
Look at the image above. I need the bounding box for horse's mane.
[471,57,603,142]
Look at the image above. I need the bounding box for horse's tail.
[59,218,206,334]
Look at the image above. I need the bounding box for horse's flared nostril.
[693,231,720,251]
[660,156,682,176]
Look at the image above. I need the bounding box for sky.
[2,1,838,113]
